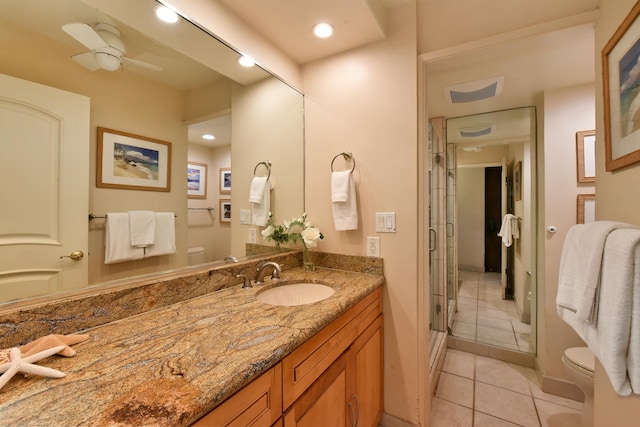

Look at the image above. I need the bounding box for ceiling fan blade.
[71,52,101,71]
[122,57,162,72]
[62,23,108,51]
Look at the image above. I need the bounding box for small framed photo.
[187,162,207,199]
[603,2,640,171]
[220,168,231,194]
[219,199,231,223]
[577,194,596,224]
[576,130,596,183]
[97,127,171,192]
[513,161,522,201]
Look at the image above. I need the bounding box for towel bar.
[89,213,177,220]
[331,152,356,173]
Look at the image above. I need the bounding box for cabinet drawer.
[193,363,282,427]
[282,288,382,408]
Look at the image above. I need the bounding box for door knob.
[60,250,84,261]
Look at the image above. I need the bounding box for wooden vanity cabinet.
[282,288,383,427]
[192,287,383,427]
[192,363,282,427]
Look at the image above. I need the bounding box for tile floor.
[452,271,532,352]
[431,349,584,426]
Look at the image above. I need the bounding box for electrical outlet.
[367,237,380,257]
[248,228,257,243]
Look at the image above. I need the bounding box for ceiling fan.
[61,22,162,72]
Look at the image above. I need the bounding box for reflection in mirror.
[446,107,536,353]
[0,0,303,305]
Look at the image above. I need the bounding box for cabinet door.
[284,353,349,427]
[348,315,383,427]
[193,364,282,427]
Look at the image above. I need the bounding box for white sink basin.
[256,283,335,306]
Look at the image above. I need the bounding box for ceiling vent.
[446,76,504,104]
[458,124,494,138]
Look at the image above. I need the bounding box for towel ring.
[331,152,355,173]
[253,161,271,180]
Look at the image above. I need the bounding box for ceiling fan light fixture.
[313,23,334,38]
[155,5,179,24]
[95,52,122,71]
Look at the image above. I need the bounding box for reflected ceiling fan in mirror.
[61,22,161,72]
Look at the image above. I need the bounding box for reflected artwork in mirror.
[0,0,303,306]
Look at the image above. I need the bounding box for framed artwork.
[513,161,522,201]
[187,162,207,199]
[220,168,231,194]
[97,127,171,192]
[577,194,596,224]
[219,199,231,223]
[603,2,640,171]
[576,130,596,183]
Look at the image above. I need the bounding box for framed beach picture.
[513,161,522,201]
[576,130,596,183]
[577,194,596,224]
[220,168,231,193]
[97,127,171,192]
[219,199,231,223]
[603,2,640,171]
[187,162,207,199]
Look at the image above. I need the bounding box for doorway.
[484,167,502,273]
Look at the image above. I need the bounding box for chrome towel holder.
[253,160,271,180]
[331,152,355,173]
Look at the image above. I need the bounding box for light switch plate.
[239,209,252,225]
[375,212,396,233]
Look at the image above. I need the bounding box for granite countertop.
[0,267,383,426]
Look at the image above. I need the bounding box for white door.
[0,73,89,303]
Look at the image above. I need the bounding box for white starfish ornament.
[0,345,66,390]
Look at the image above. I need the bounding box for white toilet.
[187,247,207,265]
[562,347,595,427]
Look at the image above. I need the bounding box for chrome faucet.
[255,261,282,284]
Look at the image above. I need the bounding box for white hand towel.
[585,229,640,395]
[331,170,351,202]
[104,213,144,264]
[557,221,636,324]
[498,214,518,247]
[144,212,176,258]
[249,176,270,226]
[332,171,358,231]
[128,210,156,248]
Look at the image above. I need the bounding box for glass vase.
[303,244,315,271]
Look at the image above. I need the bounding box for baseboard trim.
[540,373,585,402]
[379,412,417,427]
[447,336,535,368]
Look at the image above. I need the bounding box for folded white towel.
[144,212,176,258]
[581,228,640,395]
[332,171,358,231]
[104,213,144,264]
[557,221,636,324]
[249,176,270,226]
[498,214,519,247]
[128,210,156,248]
[249,176,268,204]
[331,170,351,202]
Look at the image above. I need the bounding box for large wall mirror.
[0,0,304,305]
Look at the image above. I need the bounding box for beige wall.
[187,144,232,261]
[538,83,596,381]
[457,167,486,272]
[302,3,419,424]
[594,0,640,422]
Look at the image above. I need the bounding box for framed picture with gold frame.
[603,2,640,171]
[576,130,596,183]
[577,194,596,224]
[187,162,207,199]
[219,199,231,223]
[97,127,171,192]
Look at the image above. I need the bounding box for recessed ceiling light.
[154,5,179,24]
[202,134,215,140]
[237,55,255,67]
[313,23,334,38]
